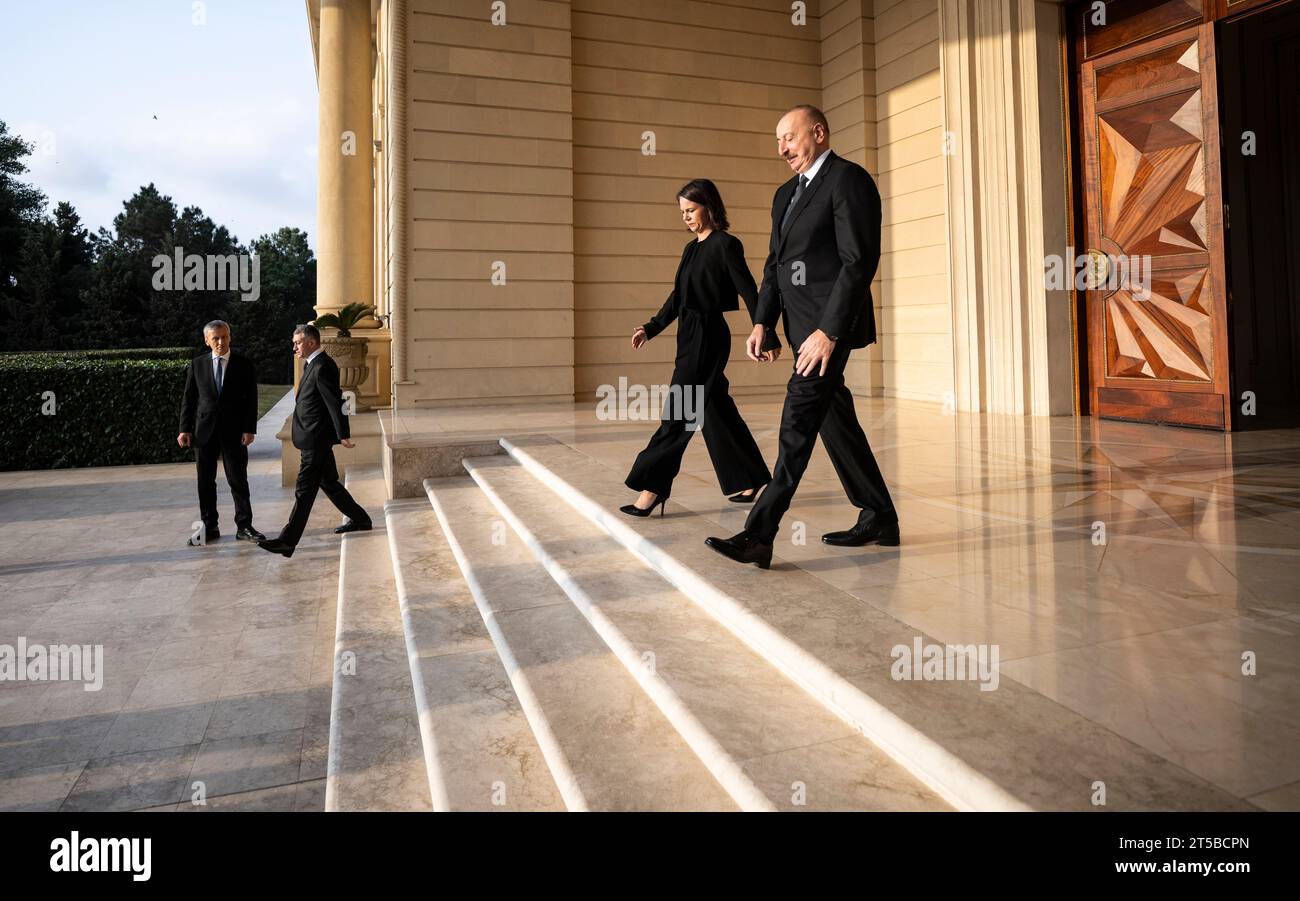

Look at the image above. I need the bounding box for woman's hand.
[632,326,648,349]
[747,324,781,362]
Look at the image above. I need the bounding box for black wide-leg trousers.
[279,443,370,547]
[625,310,771,499]
[196,432,253,530]
[744,342,896,543]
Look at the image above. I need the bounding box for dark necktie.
[781,174,808,232]
[214,357,224,395]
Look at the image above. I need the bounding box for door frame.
[1063,0,1292,428]
[1079,21,1232,427]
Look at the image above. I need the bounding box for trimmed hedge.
[0,350,196,470]
[0,347,195,361]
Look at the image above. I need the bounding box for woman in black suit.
[621,179,781,517]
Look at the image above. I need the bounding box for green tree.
[147,203,243,352]
[81,184,180,346]
[4,202,96,350]
[0,120,48,329]
[225,227,317,383]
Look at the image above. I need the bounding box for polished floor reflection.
[388,395,1300,809]
[3,393,1297,810]
[0,392,334,811]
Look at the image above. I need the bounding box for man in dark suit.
[177,320,265,545]
[706,105,898,569]
[258,323,371,558]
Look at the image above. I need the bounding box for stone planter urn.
[314,302,376,414]
[320,335,370,413]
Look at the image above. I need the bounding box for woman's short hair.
[676,179,729,232]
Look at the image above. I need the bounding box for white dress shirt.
[212,351,230,393]
[801,148,833,185]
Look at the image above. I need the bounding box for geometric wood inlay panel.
[1099,88,1208,257]
[1096,38,1199,101]
[1093,31,1220,385]
[1105,267,1213,381]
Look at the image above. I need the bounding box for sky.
[1,0,319,249]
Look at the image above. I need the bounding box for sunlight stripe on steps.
[460,458,778,813]
[497,436,1030,812]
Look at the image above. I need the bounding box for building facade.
[304,0,1299,430]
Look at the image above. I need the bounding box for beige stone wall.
[385,0,964,409]
[871,0,952,405]
[403,0,576,407]
[569,0,819,401]
[338,0,1078,419]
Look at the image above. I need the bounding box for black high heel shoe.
[620,494,669,518]
[728,489,758,504]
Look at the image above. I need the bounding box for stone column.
[316,0,374,319]
[939,0,1074,416]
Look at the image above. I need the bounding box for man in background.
[257,324,371,558]
[177,319,264,545]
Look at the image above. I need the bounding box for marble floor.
[3,390,1299,811]
[0,391,338,812]
[389,394,1300,810]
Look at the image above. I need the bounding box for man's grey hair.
[293,323,321,343]
[786,104,830,138]
[203,319,231,336]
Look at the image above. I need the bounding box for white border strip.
[384,502,453,812]
[324,511,351,812]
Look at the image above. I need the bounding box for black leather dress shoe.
[257,538,296,558]
[236,527,267,542]
[704,531,773,569]
[822,517,901,547]
[334,519,373,534]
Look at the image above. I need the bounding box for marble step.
[385,497,565,811]
[461,456,950,811]
[326,466,431,811]
[495,436,1254,812]
[423,475,738,811]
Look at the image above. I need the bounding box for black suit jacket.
[291,351,351,450]
[754,151,881,350]
[178,352,258,446]
[642,230,781,352]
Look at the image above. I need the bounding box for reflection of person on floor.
[707,105,899,571]
[620,179,782,519]
[177,319,265,546]
[258,324,372,558]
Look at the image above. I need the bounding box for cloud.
[2,2,319,247]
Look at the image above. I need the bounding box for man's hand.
[340,439,355,449]
[795,330,836,377]
[177,432,191,448]
[631,326,648,350]
[241,433,255,447]
[747,324,780,363]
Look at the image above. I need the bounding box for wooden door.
[1078,22,1233,428]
